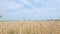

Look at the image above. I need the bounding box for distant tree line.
[0,15,2,17]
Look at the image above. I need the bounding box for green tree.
[0,15,2,21]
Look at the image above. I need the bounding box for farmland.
[0,20,60,34]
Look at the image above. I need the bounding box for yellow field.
[0,20,60,34]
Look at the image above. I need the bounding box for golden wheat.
[0,20,60,34]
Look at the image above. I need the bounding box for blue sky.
[0,0,60,20]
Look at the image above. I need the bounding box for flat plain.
[0,20,60,34]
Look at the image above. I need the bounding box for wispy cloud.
[0,0,24,10]
[0,0,60,20]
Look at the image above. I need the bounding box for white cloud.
[0,0,24,10]
[17,0,41,12]
[0,0,60,20]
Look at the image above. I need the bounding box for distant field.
[0,20,60,34]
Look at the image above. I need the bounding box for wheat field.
[0,20,60,34]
